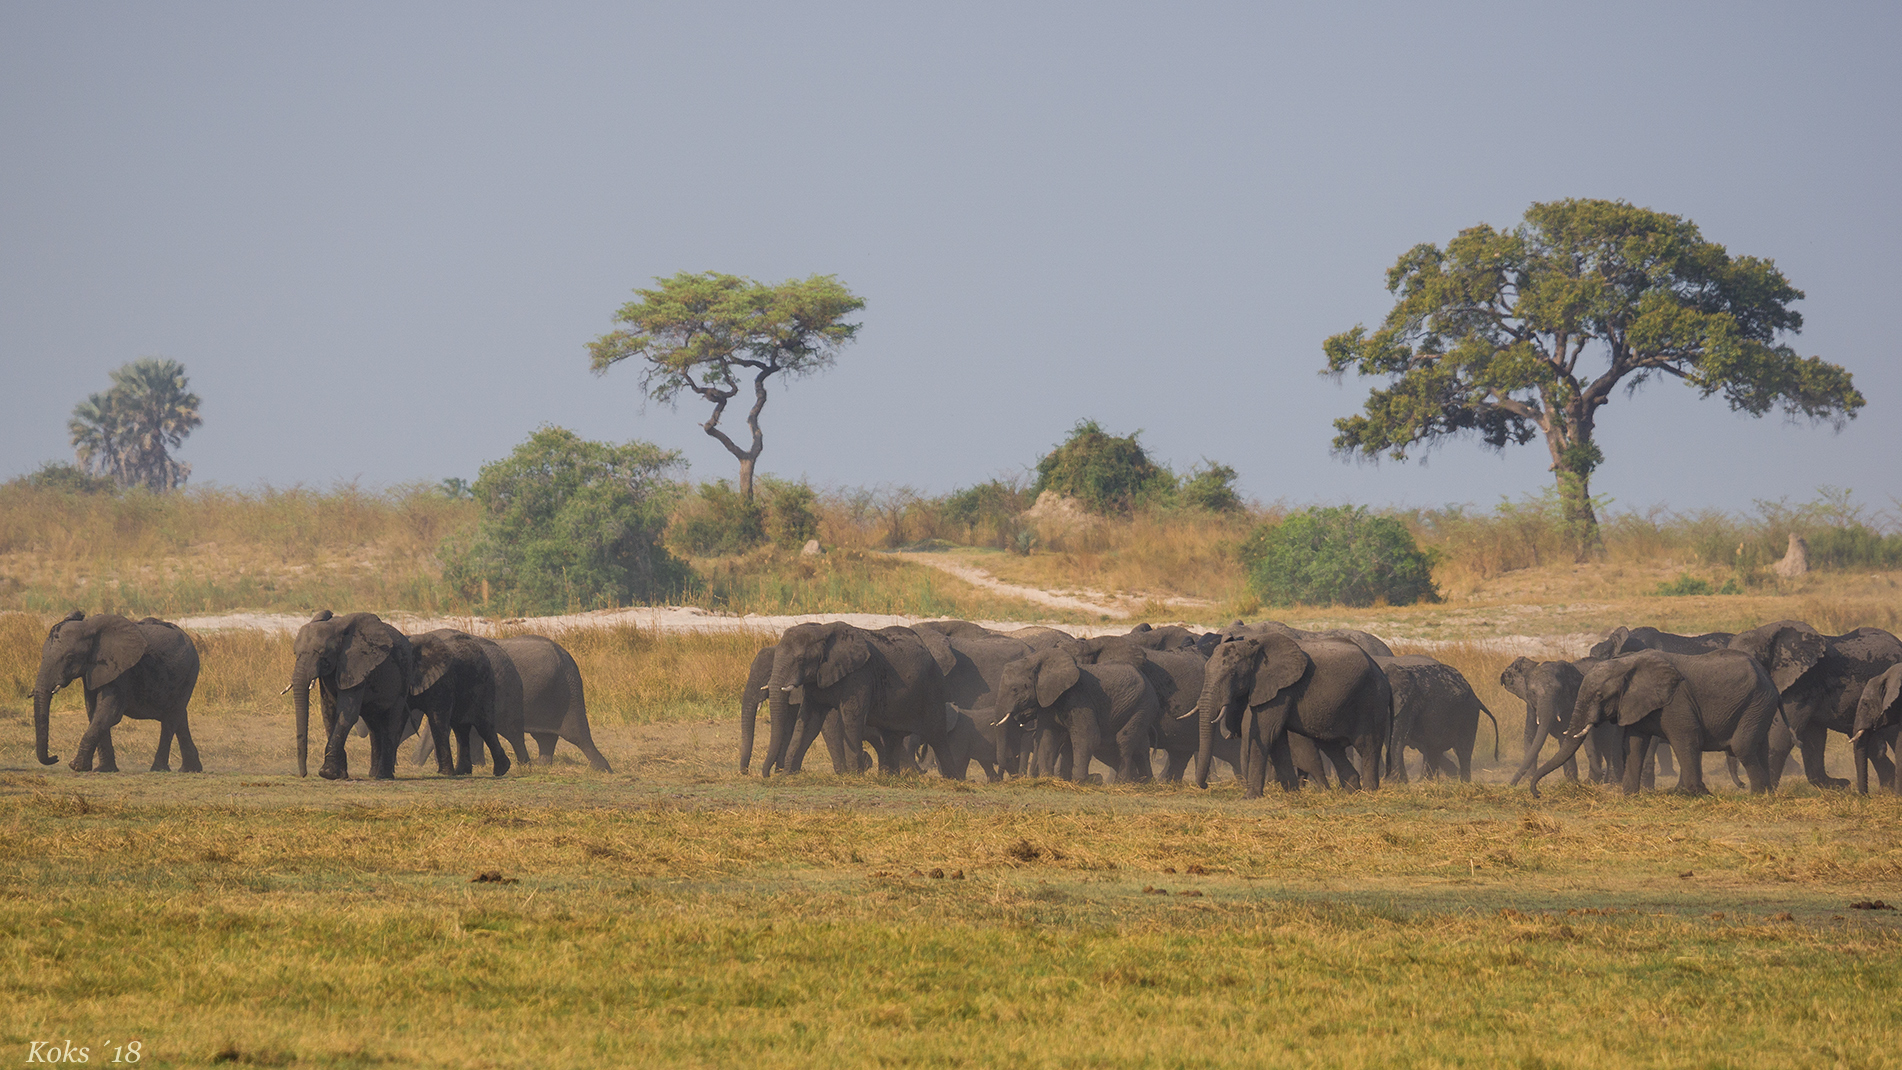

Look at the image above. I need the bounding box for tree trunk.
[738,455,756,503]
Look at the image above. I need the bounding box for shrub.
[1032,419,1176,515]
[441,426,688,615]
[760,478,820,549]
[13,461,117,495]
[667,480,764,556]
[1180,461,1242,513]
[1242,506,1438,607]
[1654,574,1715,596]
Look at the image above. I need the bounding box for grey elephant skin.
[933,703,1000,781]
[762,622,953,778]
[1378,655,1498,782]
[1529,649,1780,797]
[33,611,201,773]
[409,629,511,777]
[290,610,413,780]
[1194,631,1390,796]
[931,631,1034,775]
[1728,620,1902,789]
[1591,626,1734,660]
[497,636,611,770]
[993,645,1159,783]
[1500,657,1621,785]
[1849,664,1902,794]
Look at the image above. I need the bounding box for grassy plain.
[6,486,1902,1066]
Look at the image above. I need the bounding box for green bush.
[1032,419,1176,515]
[1180,462,1242,513]
[441,427,688,615]
[943,479,1032,548]
[666,480,764,556]
[1654,574,1715,596]
[760,478,820,549]
[1242,506,1438,607]
[13,461,117,495]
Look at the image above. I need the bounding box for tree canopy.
[1324,199,1862,556]
[441,426,688,615]
[68,358,202,492]
[587,272,864,502]
[1032,420,1177,515]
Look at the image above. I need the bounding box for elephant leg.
[1668,738,1707,796]
[413,728,437,766]
[819,711,850,774]
[170,712,202,773]
[1069,713,1101,784]
[321,691,366,780]
[569,733,612,773]
[1654,745,1676,778]
[1622,734,1650,795]
[1162,749,1190,783]
[1639,738,1660,791]
[452,724,475,775]
[71,691,126,773]
[1287,733,1327,788]
[1317,739,1360,791]
[1865,740,1895,791]
[151,719,175,771]
[1243,733,1270,799]
[783,709,826,773]
[1113,716,1151,783]
[476,722,511,777]
[531,732,559,762]
[1456,744,1473,783]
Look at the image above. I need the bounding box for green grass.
[1,752,1898,1068]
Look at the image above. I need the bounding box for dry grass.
[0,756,1897,1068]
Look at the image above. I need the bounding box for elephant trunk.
[1527,723,1593,798]
[740,688,761,776]
[1509,720,1555,786]
[763,664,795,779]
[291,654,314,778]
[32,680,57,766]
[1193,674,1223,789]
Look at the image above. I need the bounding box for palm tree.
[69,358,202,491]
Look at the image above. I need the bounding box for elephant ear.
[818,627,872,689]
[1248,631,1309,708]
[1616,653,1683,726]
[911,625,957,677]
[84,616,148,690]
[944,703,961,734]
[340,622,397,691]
[1589,627,1628,660]
[1499,657,1536,700]
[1766,623,1826,693]
[1034,649,1082,708]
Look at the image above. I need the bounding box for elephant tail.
[1476,699,1501,762]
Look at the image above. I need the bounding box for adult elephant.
[932,631,1034,775]
[1728,620,1902,789]
[409,629,510,777]
[1529,650,1780,797]
[1850,664,1902,795]
[1500,657,1620,785]
[1379,655,1499,783]
[498,636,610,770]
[740,643,858,775]
[1058,634,1245,783]
[33,611,201,773]
[290,610,413,780]
[1192,632,1390,796]
[762,622,953,778]
[404,636,539,769]
[991,645,1159,783]
[1591,626,1734,659]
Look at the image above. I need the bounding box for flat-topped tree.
[588,272,864,503]
[1324,199,1862,558]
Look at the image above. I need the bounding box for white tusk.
[1176,703,1201,721]
[281,683,295,695]
[780,685,795,691]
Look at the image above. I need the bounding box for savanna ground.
[3,486,1901,1066]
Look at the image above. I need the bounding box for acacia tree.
[1324,199,1862,557]
[588,272,865,503]
[68,358,202,492]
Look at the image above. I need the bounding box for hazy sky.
[3,2,1897,517]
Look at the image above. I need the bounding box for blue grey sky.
[3,2,1896,516]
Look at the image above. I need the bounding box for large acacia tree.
[588,272,864,503]
[1324,199,1862,556]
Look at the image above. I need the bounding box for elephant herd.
[27,606,1902,798]
[738,619,1500,797]
[28,609,609,778]
[741,616,1902,798]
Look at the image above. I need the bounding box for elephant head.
[1190,632,1310,788]
[1850,665,1902,793]
[1499,656,1589,785]
[992,647,1083,729]
[1529,652,1687,797]
[33,611,148,767]
[763,622,870,777]
[288,610,401,778]
[1728,621,1827,695]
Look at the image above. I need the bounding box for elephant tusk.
[1176,703,1201,721]
[281,683,294,695]
[780,685,795,692]
[1849,730,1864,746]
